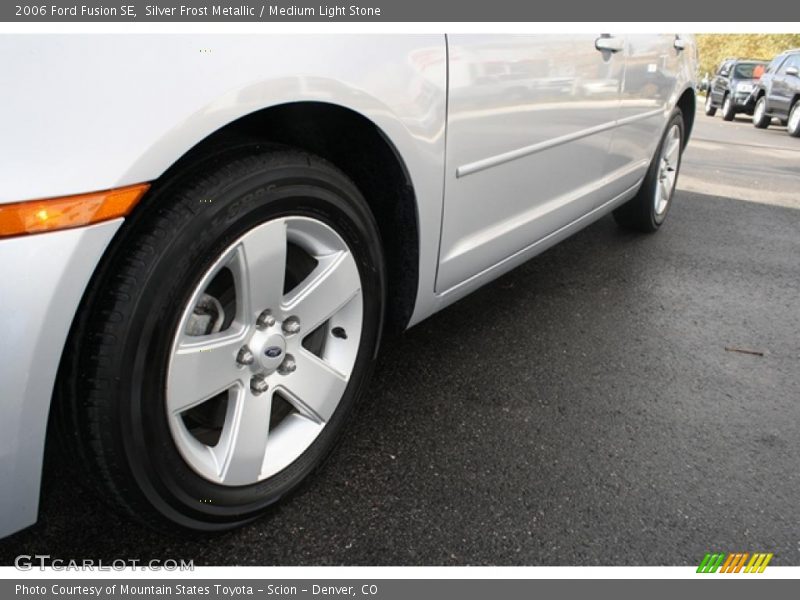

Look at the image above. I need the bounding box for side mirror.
[720,69,729,77]
[786,66,799,77]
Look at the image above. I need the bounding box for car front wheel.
[704,93,717,116]
[753,97,770,128]
[58,146,386,532]
[613,108,684,233]
[721,94,736,121]
[787,102,800,137]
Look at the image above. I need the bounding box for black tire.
[753,96,770,129]
[787,103,800,137]
[721,94,736,121]
[57,145,386,532]
[704,93,717,116]
[613,108,685,233]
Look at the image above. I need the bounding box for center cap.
[265,346,283,358]
[256,332,286,372]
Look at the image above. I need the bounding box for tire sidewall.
[753,97,769,128]
[788,103,800,137]
[649,111,684,229]
[704,93,715,115]
[109,156,385,529]
[722,95,735,120]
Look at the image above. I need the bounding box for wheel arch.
[676,87,696,148]
[128,102,421,335]
[48,102,424,529]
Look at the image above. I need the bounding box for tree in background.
[697,34,800,79]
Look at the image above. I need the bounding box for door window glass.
[782,55,800,72]
[767,56,787,74]
[733,63,763,78]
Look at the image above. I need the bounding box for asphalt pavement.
[681,106,800,209]
[1,105,798,566]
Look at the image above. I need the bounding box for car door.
[711,61,731,106]
[770,54,800,117]
[437,34,624,292]
[603,35,680,196]
[756,55,782,108]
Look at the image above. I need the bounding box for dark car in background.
[751,48,800,136]
[704,58,768,121]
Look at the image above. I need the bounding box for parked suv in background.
[751,48,800,136]
[704,58,768,121]
[0,34,696,538]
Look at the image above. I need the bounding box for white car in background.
[0,34,696,537]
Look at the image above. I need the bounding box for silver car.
[0,34,696,537]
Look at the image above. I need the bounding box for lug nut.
[250,374,269,395]
[256,310,276,329]
[236,345,254,366]
[282,316,301,335]
[278,354,297,375]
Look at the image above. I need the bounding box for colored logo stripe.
[745,553,773,573]
[720,553,748,573]
[697,552,773,573]
[697,553,725,573]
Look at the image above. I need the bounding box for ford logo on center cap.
[264,346,283,358]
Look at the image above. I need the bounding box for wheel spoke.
[659,180,671,206]
[653,173,663,206]
[168,334,245,414]
[231,219,288,321]
[283,250,360,334]
[665,134,681,166]
[665,166,677,191]
[219,390,273,485]
[277,350,348,423]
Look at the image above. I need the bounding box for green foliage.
[697,34,800,77]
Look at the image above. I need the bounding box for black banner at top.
[3,0,800,22]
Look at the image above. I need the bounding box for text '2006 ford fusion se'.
[0,34,696,537]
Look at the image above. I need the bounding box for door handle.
[595,35,624,53]
[674,36,686,51]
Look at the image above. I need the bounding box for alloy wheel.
[654,124,681,216]
[788,104,800,136]
[166,216,364,485]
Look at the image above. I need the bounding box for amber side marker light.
[0,183,150,238]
